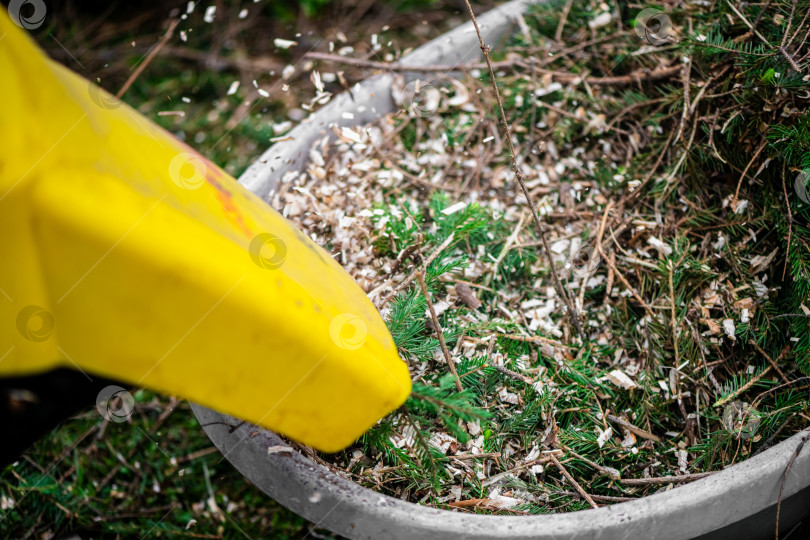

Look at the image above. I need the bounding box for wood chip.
[455,282,482,310]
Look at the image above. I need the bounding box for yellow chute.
[0,14,411,452]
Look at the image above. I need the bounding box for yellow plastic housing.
[0,14,410,451]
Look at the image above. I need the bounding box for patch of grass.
[0,394,326,538]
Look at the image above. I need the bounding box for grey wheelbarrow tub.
[192,0,810,537]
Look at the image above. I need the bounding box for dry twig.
[304,51,681,87]
[461,0,583,338]
[781,162,794,281]
[748,339,790,384]
[116,19,180,99]
[776,429,809,540]
[374,232,456,307]
[417,271,464,392]
[620,471,714,486]
[606,414,661,442]
[549,453,598,509]
[713,366,773,408]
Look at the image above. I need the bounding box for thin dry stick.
[576,220,606,312]
[177,446,219,463]
[626,129,677,203]
[485,334,498,359]
[604,251,616,298]
[447,498,493,508]
[675,56,692,143]
[374,232,456,307]
[417,271,463,392]
[775,429,809,540]
[305,51,681,86]
[543,64,681,86]
[713,365,773,408]
[485,453,558,484]
[498,333,575,349]
[564,446,620,479]
[781,162,793,280]
[606,414,661,442]
[778,0,802,71]
[668,260,680,367]
[536,99,582,120]
[785,0,810,50]
[525,57,538,157]
[44,424,98,478]
[595,203,653,316]
[748,339,790,384]
[554,0,575,42]
[732,139,767,202]
[726,0,770,45]
[458,363,489,379]
[494,364,533,384]
[549,453,598,509]
[619,471,714,485]
[117,19,180,99]
[779,47,803,72]
[450,452,501,461]
[556,491,634,503]
[752,378,808,409]
[750,0,773,32]
[461,0,583,338]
